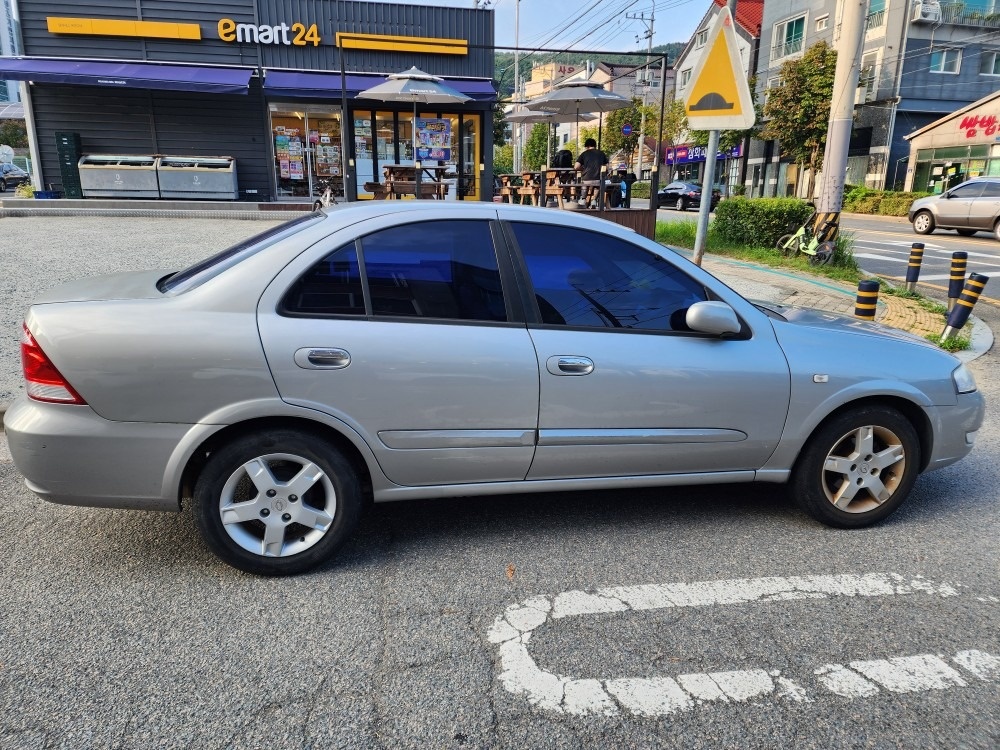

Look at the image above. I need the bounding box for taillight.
[20,324,87,404]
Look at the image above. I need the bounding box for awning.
[0,57,254,94]
[264,70,495,102]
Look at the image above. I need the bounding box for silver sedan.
[4,202,985,575]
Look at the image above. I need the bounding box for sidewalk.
[696,253,993,363]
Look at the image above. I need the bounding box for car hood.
[755,301,937,349]
[31,270,170,304]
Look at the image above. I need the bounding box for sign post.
[683,7,755,265]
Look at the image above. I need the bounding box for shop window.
[980,51,1000,76]
[772,16,805,61]
[461,115,481,199]
[930,47,961,74]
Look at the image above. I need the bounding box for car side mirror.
[686,301,742,336]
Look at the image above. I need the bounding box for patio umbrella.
[505,109,597,166]
[525,80,632,151]
[356,67,471,195]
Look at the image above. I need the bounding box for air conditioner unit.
[912,0,942,23]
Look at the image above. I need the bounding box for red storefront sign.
[959,113,998,138]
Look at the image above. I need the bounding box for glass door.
[269,105,342,201]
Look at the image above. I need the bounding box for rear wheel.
[791,406,919,528]
[912,210,935,235]
[956,229,976,237]
[312,199,323,211]
[194,430,362,576]
[675,197,686,211]
[994,219,1000,242]
[776,233,797,257]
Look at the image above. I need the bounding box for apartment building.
[750,0,1000,197]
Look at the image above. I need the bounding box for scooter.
[312,178,338,211]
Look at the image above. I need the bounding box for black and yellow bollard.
[905,242,924,292]
[941,272,989,342]
[855,280,880,321]
[948,252,968,312]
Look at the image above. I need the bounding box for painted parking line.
[488,573,998,717]
[0,434,10,463]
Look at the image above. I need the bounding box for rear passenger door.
[258,215,540,488]
[939,181,986,229]
[968,180,1000,232]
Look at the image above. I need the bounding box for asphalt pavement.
[1,213,998,749]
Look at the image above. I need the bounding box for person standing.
[575,138,608,208]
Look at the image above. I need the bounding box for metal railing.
[866,10,886,29]
[771,38,804,61]
[939,2,1000,27]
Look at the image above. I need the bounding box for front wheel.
[912,211,935,235]
[0,179,7,193]
[790,406,920,528]
[809,241,835,267]
[194,430,362,576]
[312,199,324,211]
[776,233,797,257]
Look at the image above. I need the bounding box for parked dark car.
[0,163,30,192]
[656,180,721,211]
[908,176,1000,240]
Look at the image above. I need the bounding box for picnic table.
[383,164,451,199]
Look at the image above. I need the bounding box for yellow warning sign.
[684,8,755,130]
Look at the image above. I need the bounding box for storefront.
[904,90,1000,195]
[0,1,496,202]
[663,143,742,190]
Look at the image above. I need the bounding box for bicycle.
[775,205,836,267]
[312,177,339,211]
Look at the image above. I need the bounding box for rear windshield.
[158,213,322,294]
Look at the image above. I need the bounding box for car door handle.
[546,356,594,376]
[294,348,351,370]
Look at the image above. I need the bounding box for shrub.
[629,181,650,199]
[712,197,814,247]
[843,188,931,215]
[876,196,915,216]
[13,182,34,198]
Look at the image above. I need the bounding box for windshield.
[158,214,322,294]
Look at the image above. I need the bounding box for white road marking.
[0,433,10,463]
[488,573,997,717]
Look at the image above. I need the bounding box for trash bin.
[156,156,238,200]
[78,155,159,198]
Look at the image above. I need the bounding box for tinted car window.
[511,222,708,331]
[950,182,986,199]
[361,220,507,322]
[282,243,365,316]
[980,181,1000,198]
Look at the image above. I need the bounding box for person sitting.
[575,138,609,208]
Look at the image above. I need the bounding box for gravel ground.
[0,215,287,406]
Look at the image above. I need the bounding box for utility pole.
[627,5,654,179]
[513,0,521,173]
[815,0,869,239]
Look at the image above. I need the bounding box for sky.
[438,0,707,53]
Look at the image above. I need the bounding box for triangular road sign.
[684,8,756,130]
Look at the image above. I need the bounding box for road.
[1,214,998,749]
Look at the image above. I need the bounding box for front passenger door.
[506,221,791,481]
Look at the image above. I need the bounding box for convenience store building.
[0,0,497,202]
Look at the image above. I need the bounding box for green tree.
[493,101,508,147]
[761,41,837,197]
[659,98,688,180]
[493,142,513,175]
[0,120,27,148]
[523,122,556,170]
[601,100,659,170]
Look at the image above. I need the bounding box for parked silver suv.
[909,176,1000,240]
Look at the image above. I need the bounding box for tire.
[0,179,7,193]
[790,406,920,529]
[809,241,836,267]
[194,430,362,576]
[912,210,935,235]
[776,233,797,257]
[675,197,686,211]
[956,229,976,237]
[312,200,323,212]
[994,219,1000,242]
